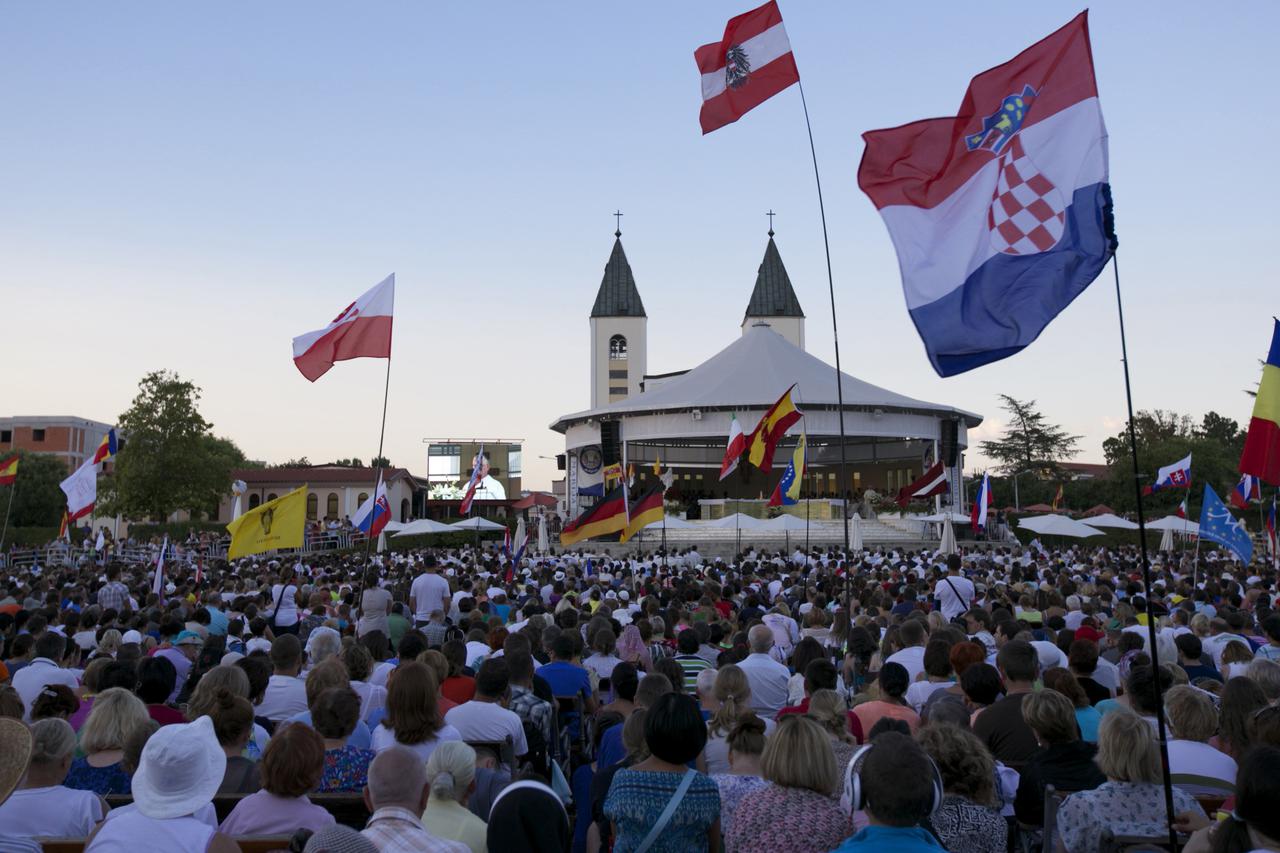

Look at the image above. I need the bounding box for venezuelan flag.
[620,483,665,542]
[0,454,18,486]
[1241,320,1280,485]
[91,429,119,466]
[747,385,803,472]
[561,486,628,546]
[769,433,806,507]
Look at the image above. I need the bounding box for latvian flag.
[292,274,394,382]
[1230,474,1262,509]
[896,462,949,508]
[971,473,992,531]
[859,13,1113,377]
[695,1,799,135]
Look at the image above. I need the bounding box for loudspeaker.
[556,454,567,470]
[940,419,959,468]
[600,421,622,466]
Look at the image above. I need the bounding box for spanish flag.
[226,485,308,558]
[1241,319,1280,485]
[0,454,18,486]
[561,486,628,546]
[747,384,802,472]
[91,429,119,466]
[1052,483,1064,510]
[769,432,806,507]
[621,483,665,542]
[602,462,623,486]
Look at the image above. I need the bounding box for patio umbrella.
[1146,515,1199,536]
[1022,503,1057,513]
[765,514,810,531]
[1159,527,1174,552]
[449,517,507,531]
[514,516,526,554]
[709,513,766,529]
[939,517,958,556]
[851,515,864,552]
[537,515,549,553]
[1082,504,1115,517]
[511,492,558,510]
[392,518,455,536]
[382,520,407,533]
[1081,513,1139,530]
[1017,514,1105,538]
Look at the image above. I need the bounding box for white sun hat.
[130,715,226,820]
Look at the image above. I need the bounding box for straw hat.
[0,718,33,805]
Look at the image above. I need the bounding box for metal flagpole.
[357,356,393,600]
[795,79,851,559]
[0,474,18,553]
[1112,252,1178,849]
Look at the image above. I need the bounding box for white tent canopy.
[1018,514,1105,538]
[644,515,698,530]
[764,514,810,531]
[1081,513,1140,530]
[381,520,407,533]
[449,517,507,531]
[919,511,971,523]
[708,513,766,529]
[391,518,455,537]
[1146,515,1199,535]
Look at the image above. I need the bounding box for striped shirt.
[673,654,714,693]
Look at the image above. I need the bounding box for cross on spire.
[767,209,776,237]
[614,209,623,237]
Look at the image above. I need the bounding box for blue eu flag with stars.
[1199,484,1253,565]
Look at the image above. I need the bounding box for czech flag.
[747,385,802,472]
[352,476,391,538]
[1240,319,1280,485]
[91,429,118,466]
[1144,453,1192,496]
[0,454,18,486]
[971,473,992,531]
[859,13,1113,376]
[561,486,628,547]
[768,432,806,507]
[1229,474,1262,509]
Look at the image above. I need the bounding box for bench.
[42,837,293,853]
[103,792,371,829]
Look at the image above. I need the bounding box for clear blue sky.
[2,2,1276,490]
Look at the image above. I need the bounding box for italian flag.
[719,414,746,480]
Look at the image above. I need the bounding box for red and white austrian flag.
[292,274,395,382]
[695,1,799,135]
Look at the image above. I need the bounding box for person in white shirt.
[410,558,452,628]
[932,556,976,622]
[255,635,309,722]
[735,625,791,718]
[885,619,929,683]
[12,633,80,721]
[762,605,800,664]
[0,718,105,841]
[442,659,528,762]
[1163,685,1237,795]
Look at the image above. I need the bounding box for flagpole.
[1112,252,1178,849]
[0,475,18,554]
[358,356,393,598]
[795,79,851,559]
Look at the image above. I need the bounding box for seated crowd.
[0,540,1278,852]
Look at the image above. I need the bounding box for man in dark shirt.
[1068,638,1112,706]
[974,640,1042,771]
[1175,634,1223,683]
[1014,689,1106,826]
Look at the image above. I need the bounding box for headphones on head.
[840,741,945,820]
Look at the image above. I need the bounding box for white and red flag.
[292,274,395,382]
[896,462,949,508]
[719,414,747,480]
[695,1,799,135]
[60,458,98,523]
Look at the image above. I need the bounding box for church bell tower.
[742,223,805,350]
[590,221,647,407]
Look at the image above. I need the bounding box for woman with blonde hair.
[725,715,850,852]
[705,664,773,774]
[65,687,150,795]
[0,718,107,839]
[807,688,858,781]
[1057,709,1204,852]
[916,723,1006,853]
[422,741,487,853]
[93,629,123,661]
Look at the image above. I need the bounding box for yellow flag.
[226,485,308,558]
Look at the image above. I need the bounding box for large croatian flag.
[858,13,1113,377]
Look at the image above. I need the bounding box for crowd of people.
[0,536,1278,853]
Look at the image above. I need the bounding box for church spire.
[742,225,805,349]
[591,231,646,318]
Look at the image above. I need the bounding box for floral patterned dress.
[319,746,377,793]
[724,782,851,853]
[1057,781,1203,853]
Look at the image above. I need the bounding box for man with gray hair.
[361,747,467,852]
[735,624,790,717]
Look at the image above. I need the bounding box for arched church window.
[609,335,628,360]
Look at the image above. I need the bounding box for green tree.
[979,396,1081,477]
[0,451,68,527]
[371,456,391,469]
[106,370,250,521]
[333,458,365,467]
[272,457,311,468]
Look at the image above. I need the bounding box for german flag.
[620,483,665,542]
[1241,320,1280,485]
[0,454,17,486]
[747,384,802,472]
[91,429,119,466]
[561,486,628,546]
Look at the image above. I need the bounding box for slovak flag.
[353,476,391,539]
[859,13,1113,377]
[719,414,747,480]
[292,274,395,382]
[695,1,799,135]
[459,445,486,516]
[971,473,992,531]
[1230,473,1262,509]
[1144,453,1192,496]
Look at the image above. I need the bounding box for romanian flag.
[0,454,18,486]
[1051,483,1064,510]
[747,385,802,472]
[91,429,119,466]
[226,485,308,558]
[769,432,806,507]
[620,483,665,543]
[561,485,628,546]
[1241,319,1280,485]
